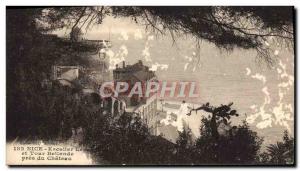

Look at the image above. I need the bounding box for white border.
[0,0,299,170]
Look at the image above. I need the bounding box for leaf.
[230,110,237,115]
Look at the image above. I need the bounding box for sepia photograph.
[6,6,295,166]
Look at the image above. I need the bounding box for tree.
[83,112,176,164]
[40,6,294,63]
[190,102,239,139]
[175,128,194,164]
[191,104,262,164]
[261,131,295,165]
[6,8,96,141]
[70,26,83,42]
[6,8,48,140]
[193,119,263,164]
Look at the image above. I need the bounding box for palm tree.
[266,142,286,164]
[266,131,294,165]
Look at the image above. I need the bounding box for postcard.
[6,6,295,166]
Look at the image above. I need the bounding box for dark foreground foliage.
[258,131,294,165]
[81,109,293,165]
[83,113,176,164]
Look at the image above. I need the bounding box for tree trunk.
[210,113,219,140]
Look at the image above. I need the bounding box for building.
[113,60,158,134]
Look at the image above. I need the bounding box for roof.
[132,70,155,81]
[114,60,156,81]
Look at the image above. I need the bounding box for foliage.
[83,112,176,165]
[39,6,294,63]
[181,103,263,164]
[190,102,239,139]
[70,26,83,42]
[258,130,294,165]
[174,128,194,164]
[191,118,263,164]
[6,9,94,141]
[82,103,264,165]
